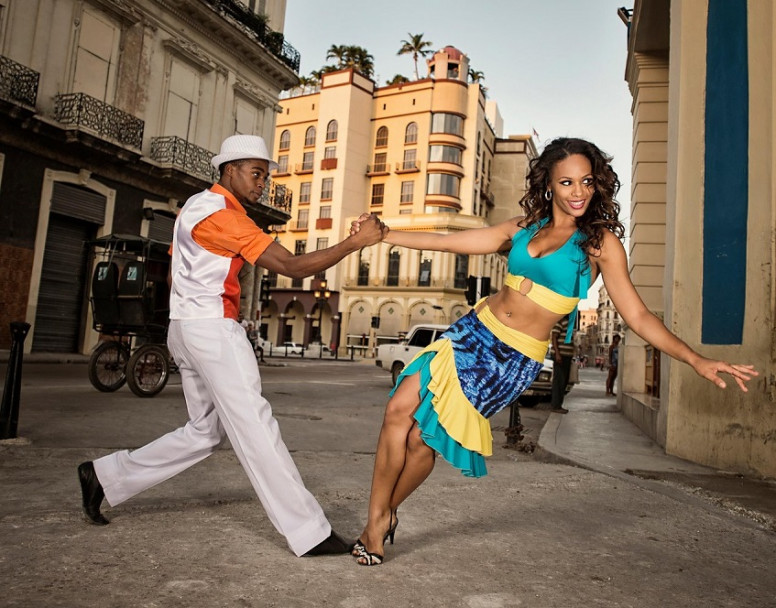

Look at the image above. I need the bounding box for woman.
[350,137,757,566]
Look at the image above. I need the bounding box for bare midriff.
[478,282,564,343]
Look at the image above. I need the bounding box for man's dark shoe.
[302,531,351,556]
[552,407,569,414]
[78,461,109,525]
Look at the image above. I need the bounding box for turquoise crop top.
[507,218,591,342]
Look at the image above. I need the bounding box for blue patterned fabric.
[392,310,544,477]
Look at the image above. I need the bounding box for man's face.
[226,159,270,205]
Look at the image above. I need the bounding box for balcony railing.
[0,55,39,107]
[202,0,301,73]
[150,135,218,182]
[54,92,144,149]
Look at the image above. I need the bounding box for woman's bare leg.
[356,373,424,560]
[389,424,436,511]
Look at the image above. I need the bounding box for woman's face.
[548,154,595,219]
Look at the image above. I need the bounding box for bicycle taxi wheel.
[88,341,129,392]
[126,343,170,397]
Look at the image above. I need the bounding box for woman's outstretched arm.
[595,231,757,391]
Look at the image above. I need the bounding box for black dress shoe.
[78,461,109,525]
[302,531,351,556]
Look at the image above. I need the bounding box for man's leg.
[551,355,571,409]
[183,318,332,557]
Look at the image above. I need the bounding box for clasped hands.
[349,213,389,246]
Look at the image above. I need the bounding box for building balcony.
[320,157,338,170]
[288,219,309,231]
[395,160,421,174]
[150,135,218,182]
[200,0,300,73]
[54,92,144,150]
[259,182,292,214]
[426,161,463,177]
[316,217,333,229]
[295,163,314,174]
[0,55,39,108]
[366,164,390,176]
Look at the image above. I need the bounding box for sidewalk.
[537,367,776,528]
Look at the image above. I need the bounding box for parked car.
[375,324,449,386]
[278,341,304,356]
[306,343,332,357]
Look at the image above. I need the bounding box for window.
[431,113,463,136]
[302,151,314,171]
[373,153,387,172]
[402,149,417,171]
[429,145,462,165]
[279,130,290,150]
[316,238,328,250]
[277,155,288,173]
[324,146,336,159]
[454,254,468,289]
[326,120,338,141]
[321,178,333,200]
[408,328,434,347]
[371,183,385,206]
[418,253,432,287]
[297,209,309,229]
[73,7,120,103]
[405,122,418,144]
[299,182,311,203]
[375,126,388,147]
[163,58,200,141]
[400,181,414,203]
[294,240,307,255]
[319,206,331,219]
[427,173,460,197]
[387,247,400,286]
[399,209,412,215]
[304,126,316,146]
[234,95,263,135]
[358,249,370,286]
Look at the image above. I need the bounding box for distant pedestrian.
[78,134,387,557]
[606,334,621,396]
[550,314,575,413]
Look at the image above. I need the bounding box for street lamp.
[313,279,331,358]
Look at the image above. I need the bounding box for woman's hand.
[691,357,758,392]
[350,213,376,237]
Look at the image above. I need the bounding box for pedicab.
[87,234,176,397]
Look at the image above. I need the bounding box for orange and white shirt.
[169,183,273,321]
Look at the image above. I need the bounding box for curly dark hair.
[518,137,624,255]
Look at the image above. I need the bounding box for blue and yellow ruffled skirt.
[392,305,546,477]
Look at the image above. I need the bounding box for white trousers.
[94,318,331,556]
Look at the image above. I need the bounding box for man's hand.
[349,213,387,245]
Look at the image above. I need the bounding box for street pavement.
[0,355,775,608]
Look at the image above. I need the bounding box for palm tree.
[343,45,375,78]
[468,68,486,84]
[386,74,410,86]
[326,44,349,68]
[398,33,434,80]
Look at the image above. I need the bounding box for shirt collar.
[210,183,247,215]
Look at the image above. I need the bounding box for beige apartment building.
[268,46,536,353]
[0,0,298,353]
[620,0,775,477]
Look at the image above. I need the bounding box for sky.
[282,0,634,307]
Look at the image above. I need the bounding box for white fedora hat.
[211,134,279,172]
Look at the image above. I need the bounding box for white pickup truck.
[375,324,449,386]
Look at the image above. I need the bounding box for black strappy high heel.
[351,511,399,563]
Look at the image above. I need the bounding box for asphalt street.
[0,358,775,607]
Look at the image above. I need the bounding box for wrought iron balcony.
[0,55,40,107]
[54,92,144,149]
[202,0,301,73]
[150,135,218,182]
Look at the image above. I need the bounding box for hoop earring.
[544,189,552,201]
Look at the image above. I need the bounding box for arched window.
[326,120,338,141]
[358,248,370,286]
[375,126,389,147]
[454,254,468,289]
[405,122,418,144]
[304,126,316,147]
[387,247,400,286]
[279,130,290,150]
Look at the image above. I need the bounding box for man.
[78,134,386,557]
[550,314,576,414]
[606,334,621,396]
